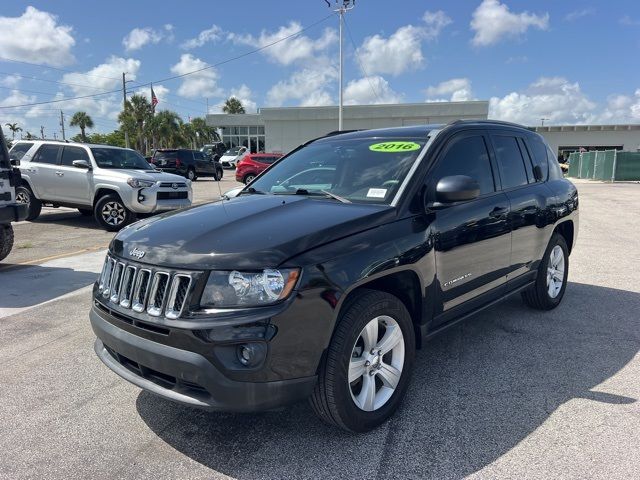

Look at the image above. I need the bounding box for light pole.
[541,118,549,126]
[326,0,355,131]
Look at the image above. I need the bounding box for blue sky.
[1,1,639,139]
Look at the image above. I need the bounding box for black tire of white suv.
[0,224,14,262]
[15,185,42,221]
[94,194,134,232]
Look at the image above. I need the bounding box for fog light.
[138,194,146,202]
[236,343,266,367]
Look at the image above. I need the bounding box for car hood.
[97,169,187,183]
[111,194,395,270]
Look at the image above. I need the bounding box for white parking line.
[0,249,106,319]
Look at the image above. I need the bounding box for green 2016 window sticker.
[369,141,422,153]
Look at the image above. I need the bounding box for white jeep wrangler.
[0,131,28,262]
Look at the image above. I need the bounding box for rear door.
[488,131,551,286]
[27,144,62,200]
[429,131,511,324]
[54,146,92,205]
[193,151,213,175]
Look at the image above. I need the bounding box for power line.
[343,16,382,103]
[0,71,116,92]
[0,56,121,81]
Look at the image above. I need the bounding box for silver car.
[9,141,192,231]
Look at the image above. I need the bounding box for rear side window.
[179,150,194,161]
[526,136,549,181]
[32,144,61,165]
[154,151,177,161]
[9,143,33,162]
[547,146,564,180]
[60,146,90,166]
[492,135,528,189]
[432,135,495,195]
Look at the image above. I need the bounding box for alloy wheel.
[15,191,30,205]
[546,245,565,298]
[348,315,405,412]
[101,201,126,226]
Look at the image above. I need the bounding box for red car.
[235,153,284,184]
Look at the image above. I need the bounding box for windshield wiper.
[320,190,351,203]
[282,188,351,204]
[238,187,266,195]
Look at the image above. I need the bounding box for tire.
[186,168,197,181]
[15,185,42,221]
[94,194,134,232]
[310,289,416,432]
[78,208,92,216]
[244,174,256,185]
[0,224,14,262]
[522,233,569,310]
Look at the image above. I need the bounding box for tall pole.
[122,72,130,149]
[59,110,66,141]
[327,1,354,130]
[338,10,344,131]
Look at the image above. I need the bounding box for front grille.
[97,254,194,320]
[159,182,187,188]
[157,191,188,200]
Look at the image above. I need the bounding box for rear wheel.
[15,185,41,221]
[94,194,134,232]
[522,233,569,310]
[310,290,415,432]
[0,224,14,262]
[186,168,197,181]
[243,174,256,184]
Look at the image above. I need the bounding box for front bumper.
[90,305,317,411]
[0,202,28,223]
[120,184,192,214]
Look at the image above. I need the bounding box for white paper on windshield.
[367,188,387,198]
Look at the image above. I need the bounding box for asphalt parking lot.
[1,179,639,479]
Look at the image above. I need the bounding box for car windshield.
[224,147,243,156]
[249,137,428,204]
[91,147,152,170]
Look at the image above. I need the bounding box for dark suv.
[90,121,578,432]
[151,149,223,181]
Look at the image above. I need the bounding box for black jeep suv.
[90,120,578,432]
[151,148,223,181]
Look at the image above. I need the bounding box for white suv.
[9,141,192,231]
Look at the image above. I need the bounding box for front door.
[27,144,62,200]
[428,131,512,325]
[55,146,92,205]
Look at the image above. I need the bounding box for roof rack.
[447,119,526,128]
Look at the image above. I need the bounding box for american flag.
[151,84,158,109]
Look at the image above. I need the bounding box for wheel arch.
[93,187,122,206]
[554,220,574,254]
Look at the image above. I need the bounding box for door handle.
[55,171,64,177]
[489,206,508,218]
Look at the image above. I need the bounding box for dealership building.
[206,101,640,158]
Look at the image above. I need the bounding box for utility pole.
[53,132,57,140]
[40,126,45,139]
[122,72,130,148]
[541,118,549,126]
[326,0,355,131]
[60,110,66,141]
[206,98,209,116]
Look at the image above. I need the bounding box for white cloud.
[356,11,450,77]
[597,91,640,123]
[123,27,164,51]
[620,15,640,26]
[0,74,20,88]
[62,56,141,95]
[170,54,223,98]
[267,65,337,107]
[565,8,595,22]
[182,25,223,49]
[471,0,549,46]
[426,78,474,101]
[228,84,257,113]
[489,77,597,125]
[423,10,453,40]
[229,23,337,66]
[344,76,402,105]
[0,6,75,66]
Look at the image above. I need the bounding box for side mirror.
[533,164,544,181]
[10,158,20,167]
[434,175,480,204]
[72,160,92,170]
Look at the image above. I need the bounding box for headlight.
[127,178,155,188]
[200,268,300,308]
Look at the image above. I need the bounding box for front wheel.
[94,194,134,232]
[522,233,569,310]
[310,290,415,432]
[15,186,42,221]
[186,168,197,181]
[0,224,14,262]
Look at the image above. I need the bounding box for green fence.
[567,150,640,181]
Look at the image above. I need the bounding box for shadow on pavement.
[30,210,104,230]
[136,282,639,479]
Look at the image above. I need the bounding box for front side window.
[32,145,61,165]
[249,137,428,204]
[60,146,90,166]
[492,135,528,189]
[9,142,33,162]
[431,135,495,195]
[90,148,151,170]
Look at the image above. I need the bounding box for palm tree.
[149,110,183,148]
[69,112,94,142]
[4,122,22,140]
[222,97,245,114]
[189,117,219,146]
[118,95,152,152]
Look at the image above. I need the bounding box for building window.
[220,125,265,153]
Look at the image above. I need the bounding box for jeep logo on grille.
[129,247,146,259]
[171,183,179,190]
